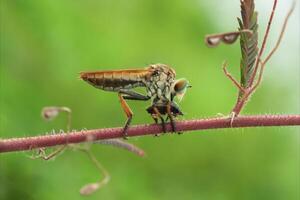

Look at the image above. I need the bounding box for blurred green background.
[0,0,299,200]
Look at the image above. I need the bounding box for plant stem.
[1,114,299,153]
[248,0,277,87]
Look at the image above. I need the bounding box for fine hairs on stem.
[1,114,300,153]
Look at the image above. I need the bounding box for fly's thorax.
[147,80,173,102]
[144,64,176,101]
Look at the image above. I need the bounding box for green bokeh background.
[0,1,299,200]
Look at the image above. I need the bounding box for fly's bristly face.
[171,78,192,102]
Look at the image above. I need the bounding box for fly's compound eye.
[174,79,190,93]
[172,78,191,102]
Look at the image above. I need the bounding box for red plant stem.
[248,0,277,87]
[232,99,245,116]
[1,114,299,153]
[232,89,252,115]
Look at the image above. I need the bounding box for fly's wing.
[80,68,151,91]
[80,64,176,93]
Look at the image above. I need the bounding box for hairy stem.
[0,114,299,153]
[248,0,277,86]
[232,96,247,115]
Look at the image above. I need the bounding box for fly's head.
[171,78,191,102]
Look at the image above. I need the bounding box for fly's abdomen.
[80,69,149,91]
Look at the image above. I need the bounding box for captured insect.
[80,64,191,138]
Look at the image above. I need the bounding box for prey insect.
[80,64,191,138]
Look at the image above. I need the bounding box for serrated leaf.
[239,0,258,88]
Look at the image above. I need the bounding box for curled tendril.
[41,106,72,132]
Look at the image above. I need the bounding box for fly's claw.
[122,129,129,140]
[151,114,166,134]
[166,116,181,134]
[166,102,180,134]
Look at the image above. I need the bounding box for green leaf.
[239,0,258,88]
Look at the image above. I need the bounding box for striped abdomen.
[80,69,150,91]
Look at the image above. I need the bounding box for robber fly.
[80,63,191,138]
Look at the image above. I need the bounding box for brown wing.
[80,68,151,91]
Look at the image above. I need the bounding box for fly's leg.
[152,116,158,124]
[153,106,166,133]
[121,90,150,101]
[166,102,178,134]
[149,114,160,136]
[118,90,150,139]
[118,93,134,139]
